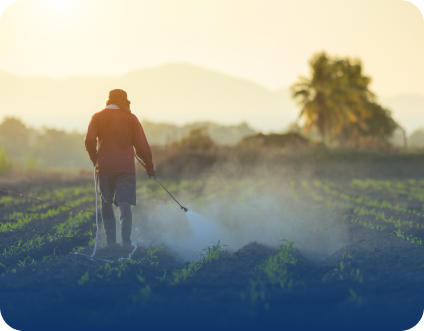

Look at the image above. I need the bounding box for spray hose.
[74,167,137,263]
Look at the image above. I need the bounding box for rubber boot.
[120,217,132,250]
[103,217,116,245]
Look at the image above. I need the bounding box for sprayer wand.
[134,152,188,212]
[154,178,188,212]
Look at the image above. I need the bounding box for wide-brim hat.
[108,89,129,102]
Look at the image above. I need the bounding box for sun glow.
[48,0,73,11]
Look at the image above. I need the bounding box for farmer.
[85,89,156,250]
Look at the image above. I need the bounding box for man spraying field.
[85,89,156,250]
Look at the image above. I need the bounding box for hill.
[0,63,298,133]
[0,63,423,134]
[380,94,424,134]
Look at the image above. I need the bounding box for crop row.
[0,184,94,208]
[312,180,423,216]
[1,211,92,258]
[0,196,95,232]
[294,180,423,245]
[349,179,424,202]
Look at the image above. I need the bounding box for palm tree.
[291,52,374,142]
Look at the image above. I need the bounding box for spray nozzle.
[182,206,188,213]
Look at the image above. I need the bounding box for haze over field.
[0,63,423,134]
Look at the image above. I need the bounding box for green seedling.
[53,246,58,258]
[349,289,362,308]
[256,242,298,290]
[171,265,195,285]
[350,268,363,283]
[197,240,227,263]
[137,273,145,283]
[42,255,53,262]
[249,277,266,305]
[342,252,353,260]
[157,271,167,282]
[78,271,89,285]
[169,241,226,285]
[88,237,96,246]
[0,194,94,233]
[17,256,31,267]
[132,284,151,306]
[146,242,163,263]
[249,239,301,305]
[70,246,84,254]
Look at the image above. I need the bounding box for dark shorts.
[98,173,136,206]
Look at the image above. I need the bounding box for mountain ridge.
[0,62,422,134]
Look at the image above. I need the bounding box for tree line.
[0,117,257,170]
[0,117,92,169]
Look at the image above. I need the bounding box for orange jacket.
[85,106,154,176]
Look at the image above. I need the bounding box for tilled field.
[0,178,424,331]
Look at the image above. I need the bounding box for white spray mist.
[132,173,348,262]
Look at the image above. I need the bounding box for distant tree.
[0,147,13,174]
[409,128,424,148]
[291,52,396,145]
[142,120,256,146]
[283,122,302,134]
[0,117,30,160]
[345,102,397,141]
[33,128,91,168]
[178,127,214,151]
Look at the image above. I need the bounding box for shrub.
[178,127,214,151]
[26,154,39,170]
[0,146,13,174]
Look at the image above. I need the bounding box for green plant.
[146,242,163,265]
[349,289,362,308]
[168,241,227,285]
[0,146,13,174]
[157,271,167,282]
[17,256,31,267]
[132,284,152,306]
[350,268,363,283]
[42,256,51,262]
[70,246,84,254]
[249,277,266,305]
[197,240,227,263]
[248,239,301,305]
[78,271,89,285]
[171,264,196,285]
[25,154,39,170]
[0,262,16,274]
[256,240,298,290]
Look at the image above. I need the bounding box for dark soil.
[1,161,424,331]
[1,217,423,331]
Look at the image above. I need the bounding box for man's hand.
[146,167,156,179]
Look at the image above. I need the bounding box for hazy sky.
[1,0,424,97]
